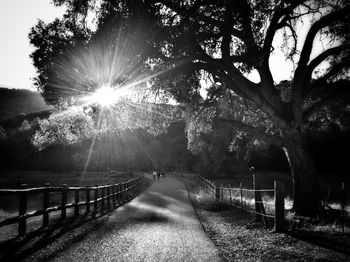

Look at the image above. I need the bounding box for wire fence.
[199,175,285,232]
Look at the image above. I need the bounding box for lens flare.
[34,26,185,173]
[82,84,129,107]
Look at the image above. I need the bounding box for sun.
[93,84,120,107]
[83,84,127,107]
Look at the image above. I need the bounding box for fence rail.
[0,175,145,237]
[199,175,285,232]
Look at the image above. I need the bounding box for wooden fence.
[199,175,285,232]
[0,175,145,237]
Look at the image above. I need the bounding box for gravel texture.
[23,176,222,262]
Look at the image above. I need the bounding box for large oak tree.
[30,0,350,216]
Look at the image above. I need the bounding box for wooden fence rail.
[199,176,285,232]
[0,175,145,237]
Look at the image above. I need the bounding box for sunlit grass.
[196,182,350,234]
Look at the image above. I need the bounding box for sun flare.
[83,84,127,107]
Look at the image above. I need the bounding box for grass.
[0,170,137,212]
[0,170,134,188]
[203,171,350,234]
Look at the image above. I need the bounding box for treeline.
[0,111,349,176]
[0,119,193,172]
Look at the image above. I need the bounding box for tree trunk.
[283,131,321,217]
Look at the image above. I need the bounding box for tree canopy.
[30,0,350,216]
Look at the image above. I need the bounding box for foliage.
[29,18,90,104]
[183,88,280,171]
[29,0,164,105]
[1,117,192,172]
[29,0,350,141]
[184,105,215,154]
[29,0,350,215]
[32,107,95,150]
[142,0,350,138]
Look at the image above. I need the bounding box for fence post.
[229,184,232,205]
[74,189,79,216]
[127,181,131,199]
[94,186,98,215]
[101,187,105,212]
[107,186,111,210]
[215,185,220,202]
[253,174,262,222]
[61,184,67,221]
[112,185,116,209]
[274,181,285,232]
[221,184,224,202]
[240,182,243,212]
[116,184,120,204]
[18,184,27,236]
[43,183,50,227]
[122,183,126,201]
[86,187,90,215]
[121,183,125,202]
[124,182,127,200]
[341,182,345,234]
[120,183,124,202]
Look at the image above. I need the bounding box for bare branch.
[294,5,350,83]
[304,46,343,83]
[309,60,350,89]
[292,5,350,122]
[220,3,233,63]
[263,0,305,61]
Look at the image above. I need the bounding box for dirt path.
[27,176,222,262]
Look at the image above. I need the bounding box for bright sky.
[0,0,66,90]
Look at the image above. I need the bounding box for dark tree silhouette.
[30,0,350,216]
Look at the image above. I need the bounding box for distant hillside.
[0,110,53,130]
[0,88,54,120]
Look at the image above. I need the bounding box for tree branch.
[304,46,343,82]
[191,53,290,130]
[295,5,350,79]
[218,118,284,147]
[308,60,350,91]
[263,1,304,57]
[292,5,350,122]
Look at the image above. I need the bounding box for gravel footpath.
[25,177,222,262]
